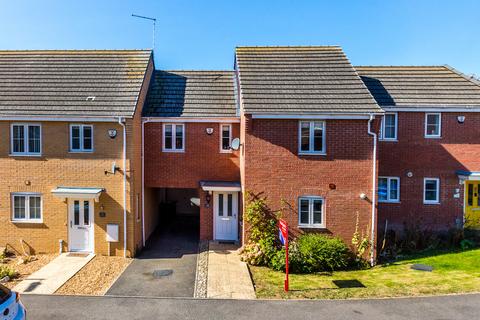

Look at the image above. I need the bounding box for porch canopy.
[456,170,480,182]
[199,181,241,192]
[51,187,104,202]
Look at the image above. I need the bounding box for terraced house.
[0,50,154,257]
[1,46,479,260]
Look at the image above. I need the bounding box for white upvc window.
[11,193,43,223]
[425,113,441,138]
[163,123,184,152]
[298,196,325,228]
[424,178,440,204]
[380,113,398,140]
[378,177,400,202]
[70,124,93,152]
[11,123,41,156]
[220,124,232,153]
[299,121,326,155]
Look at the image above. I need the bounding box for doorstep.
[207,242,255,299]
[14,253,95,294]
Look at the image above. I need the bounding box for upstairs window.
[380,113,398,140]
[424,178,440,204]
[12,193,42,223]
[298,196,325,228]
[11,124,41,155]
[220,124,232,152]
[299,121,326,155]
[163,123,184,152]
[378,177,400,202]
[70,124,93,152]
[425,113,441,138]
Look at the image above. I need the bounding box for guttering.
[142,117,240,123]
[118,117,128,258]
[251,113,383,120]
[0,116,126,122]
[382,106,480,112]
[367,114,377,267]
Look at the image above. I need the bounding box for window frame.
[424,113,441,138]
[380,113,398,141]
[378,176,400,203]
[69,124,94,153]
[298,196,326,228]
[162,123,185,152]
[10,123,42,156]
[219,123,233,153]
[423,177,440,204]
[11,193,43,223]
[298,120,326,155]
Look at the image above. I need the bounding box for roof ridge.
[236,45,341,49]
[0,49,152,54]
[159,70,234,73]
[355,65,448,68]
[443,65,480,87]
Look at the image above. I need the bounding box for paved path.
[22,293,480,320]
[207,242,255,299]
[14,253,94,294]
[106,216,198,297]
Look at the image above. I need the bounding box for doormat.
[66,253,90,258]
[218,241,235,245]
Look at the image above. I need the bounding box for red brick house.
[357,66,480,237]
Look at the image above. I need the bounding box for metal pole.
[132,14,157,50]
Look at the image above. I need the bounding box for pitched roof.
[143,70,237,117]
[235,46,382,115]
[356,66,480,107]
[0,50,152,118]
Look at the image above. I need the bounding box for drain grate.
[152,269,173,278]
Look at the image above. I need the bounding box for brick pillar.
[199,188,214,240]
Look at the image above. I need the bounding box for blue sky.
[1,0,479,75]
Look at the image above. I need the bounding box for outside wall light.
[359,193,368,200]
[457,116,465,124]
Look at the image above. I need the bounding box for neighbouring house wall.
[0,121,128,256]
[242,115,379,251]
[144,121,241,240]
[377,112,480,233]
[143,187,162,241]
[126,57,154,255]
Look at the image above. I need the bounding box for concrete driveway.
[22,293,480,320]
[106,216,198,297]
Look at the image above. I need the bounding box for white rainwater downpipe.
[141,119,147,247]
[118,117,128,258]
[367,114,377,267]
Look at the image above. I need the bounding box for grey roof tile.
[0,50,152,118]
[143,70,237,117]
[356,66,480,107]
[235,46,382,115]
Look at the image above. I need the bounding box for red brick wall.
[144,121,241,240]
[378,112,480,232]
[242,116,378,248]
[144,122,241,188]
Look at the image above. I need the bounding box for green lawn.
[249,248,480,299]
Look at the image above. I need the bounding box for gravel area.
[194,240,209,298]
[1,254,57,289]
[55,256,132,296]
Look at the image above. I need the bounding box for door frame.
[67,198,95,253]
[213,191,239,241]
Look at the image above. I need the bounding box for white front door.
[214,192,238,241]
[68,199,94,252]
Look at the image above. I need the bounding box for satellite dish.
[231,138,241,151]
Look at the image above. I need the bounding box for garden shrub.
[0,265,17,280]
[270,234,352,273]
[240,193,279,266]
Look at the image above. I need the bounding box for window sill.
[162,149,185,153]
[298,224,326,229]
[423,201,440,205]
[378,200,400,204]
[9,153,42,157]
[424,136,442,139]
[379,139,398,142]
[11,220,43,224]
[69,150,94,153]
[220,150,233,154]
[298,152,326,156]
